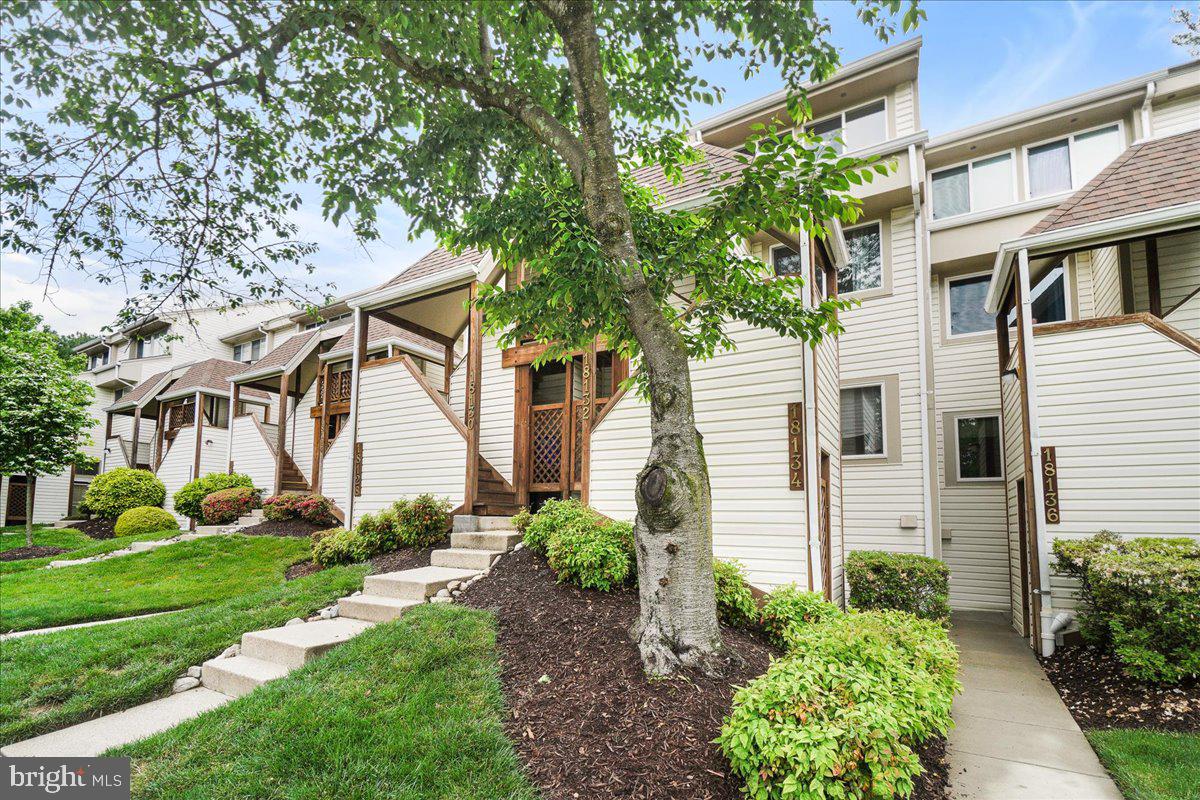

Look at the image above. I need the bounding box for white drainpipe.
[344,307,365,527]
[1140,80,1156,141]
[225,379,236,473]
[801,236,823,593]
[908,144,937,558]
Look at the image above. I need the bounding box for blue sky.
[3,0,1193,333]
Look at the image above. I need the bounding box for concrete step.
[128,539,168,552]
[430,547,503,570]
[363,566,480,600]
[452,514,515,533]
[338,595,424,623]
[193,525,227,535]
[451,530,521,551]
[200,654,290,698]
[241,618,373,669]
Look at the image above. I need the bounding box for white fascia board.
[155,385,270,405]
[320,336,443,365]
[984,200,1200,313]
[347,263,479,311]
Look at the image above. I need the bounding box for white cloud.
[1,255,131,333]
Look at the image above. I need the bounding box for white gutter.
[320,336,444,365]
[347,263,479,311]
[345,307,364,527]
[908,143,937,558]
[984,200,1200,313]
[1140,80,1157,140]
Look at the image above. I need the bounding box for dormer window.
[233,336,265,364]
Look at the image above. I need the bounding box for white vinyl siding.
[288,377,318,483]
[0,474,71,525]
[228,415,277,496]
[815,316,844,602]
[1090,247,1124,317]
[478,333,515,482]
[321,425,352,519]
[1000,372,1027,632]
[893,81,917,137]
[1151,95,1200,137]
[157,424,229,522]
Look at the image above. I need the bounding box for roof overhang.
[155,385,270,405]
[320,335,444,364]
[984,200,1200,313]
[104,370,177,415]
[230,330,330,385]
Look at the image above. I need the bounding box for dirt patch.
[285,561,324,580]
[64,518,116,540]
[237,518,327,538]
[460,549,947,800]
[1041,644,1199,731]
[0,545,70,562]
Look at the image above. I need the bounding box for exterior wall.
[999,371,1026,633]
[814,313,844,601]
[1151,94,1200,137]
[840,205,928,555]
[286,379,318,483]
[350,360,467,525]
[893,80,918,137]
[228,415,277,495]
[1166,289,1200,340]
[477,333,515,482]
[1088,246,1124,318]
[589,320,813,591]
[157,424,230,521]
[321,427,352,520]
[930,273,1010,610]
[0,473,71,525]
[1129,230,1199,320]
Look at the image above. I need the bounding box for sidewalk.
[947,611,1122,800]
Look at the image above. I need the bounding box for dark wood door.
[6,478,29,525]
[1016,479,1035,646]
[818,452,833,601]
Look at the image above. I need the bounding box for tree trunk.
[550,2,724,675]
[24,478,34,547]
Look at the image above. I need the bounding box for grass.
[0,525,92,553]
[0,535,310,631]
[113,604,536,800]
[1087,729,1200,800]
[0,563,369,746]
[0,528,183,575]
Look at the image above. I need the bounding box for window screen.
[1028,139,1072,197]
[932,165,970,219]
[948,275,992,336]
[844,100,887,150]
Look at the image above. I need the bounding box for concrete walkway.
[1,610,181,641]
[947,611,1122,800]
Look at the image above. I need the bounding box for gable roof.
[105,369,174,412]
[1029,128,1200,235]
[161,358,270,400]
[230,330,319,381]
[381,247,484,292]
[630,141,748,209]
[324,315,446,360]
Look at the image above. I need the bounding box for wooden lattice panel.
[531,406,564,486]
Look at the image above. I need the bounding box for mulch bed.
[283,544,439,581]
[0,545,69,562]
[237,518,326,538]
[460,548,949,800]
[64,518,116,539]
[1041,644,1199,731]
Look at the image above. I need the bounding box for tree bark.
[546,1,724,675]
[24,478,34,546]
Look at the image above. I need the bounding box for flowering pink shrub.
[201,487,262,525]
[263,492,335,525]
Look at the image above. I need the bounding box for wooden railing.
[167,402,195,432]
[318,371,352,405]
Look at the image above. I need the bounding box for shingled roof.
[230,330,318,380]
[325,315,445,359]
[381,247,484,291]
[106,369,173,411]
[163,359,270,399]
[1029,128,1200,235]
[631,141,748,208]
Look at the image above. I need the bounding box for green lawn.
[0,525,91,553]
[113,604,536,800]
[0,528,183,575]
[1087,729,1200,800]
[0,535,310,631]
[0,564,369,745]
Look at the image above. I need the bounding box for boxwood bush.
[311,527,369,567]
[200,486,261,525]
[82,468,166,518]
[713,559,758,629]
[759,584,842,650]
[1054,532,1200,683]
[113,506,179,538]
[173,473,255,521]
[846,550,950,624]
[545,519,635,591]
[719,609,960,800]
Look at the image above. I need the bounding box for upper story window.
[233,336,265,364]
[770,244,805,277]
[1006,263,1068,326]
[955,415,1002,480]
[1025,124,1122,199]
[87,349,110,370]
[805,98,888,154]
[930,152,1015,220]
[114,387,125,401]
[303,312,351,331]
[130,333,165,359]
[947,273,993,337]
[839,222,883,294]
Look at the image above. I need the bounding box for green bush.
[545,519,635,591]
[113,506,180,538]
[714,559,758,629]
[511,507,532,533]
[1054,532,1199,684]
[392,493,451,547]
[261,492,334,524]
[200,487,261,525]
[355,508,401,554]
[846,550,951,624]
[173,473,255,521]
[311,528,370,567]
[718,610,960,800]
[522,498,596,555]
[82,468,166,518]
[760,585,841,650]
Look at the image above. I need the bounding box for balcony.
[318,371,352,405]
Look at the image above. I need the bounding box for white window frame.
[840,380,887,460]
[803,96,890,153]
[943,269,999,341]
[234,336,265,363]
[769,242,806,278]
[839,220,884,296]
[1021,120,1125,201]
[952,413,1005,483]
[131,333,165,359]
[928,148,1018,221]
[1004,259,1074,328]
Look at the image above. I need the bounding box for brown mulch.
[283,544,439,581]
[284,560,325,580]
[459,548,949,800]
[64,518,116,539]
[238,518,327,538]
[1041,643,1199,731]
[0,545,70,562]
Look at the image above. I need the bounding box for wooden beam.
[1013,254,1043,649]
[513,365,531,508]
[1145,237,1162,317]
[274,370,291,495]
[191,390,204,531]
[315,361,329,491]
[372,308,457,348]
[464,283,483,512]
[579,344,596,504]
[443,343,454,395]
[130,407,142,469]
[153,402,167,469]
[228,384,240,473]
[102,411,114,470]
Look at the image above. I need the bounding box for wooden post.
[1014,250,1045,651]
[153,402,166,470]
[560,359,574,499]
[579,342,597,503]
[130,407,142,469]
[227,383,240,473]
[102,411,114,471]
[513,365,531,508]
[345,308,370,526]
[315,361,329,491]
[464,283,483,513]
[191,390,204,530]
[274,370,291,495]
[444,343,454,395]
[1145,237,1162,317]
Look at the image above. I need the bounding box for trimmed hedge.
[846,550,950,624]
[201,487,262,525]
[1054,532,1199,684]
[713,559,758,629]
[82,468,166,518]
[719,609,960,800]
[113,506,180,538]
[174,473,255,521]
[520,499,636,591]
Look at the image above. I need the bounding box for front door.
[528,360,576,500]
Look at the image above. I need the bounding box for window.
[131,333,164,359]
[1006,263,1068,326]
[303,312,351,331]
[1026,124,1122,199]
[770,244,804,277]
[114,388,125,401]
[839,222,882,294]
[233,336,265,364]
[956,416,1002,479]
[841,385,884,457]
[88,349,110,370]
[930,152,1015,220]
[203,396,230,428]
[947,274,993,336]
[805,99,888,154]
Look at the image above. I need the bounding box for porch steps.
[430,547,505,571]
[472,456,521,516]
[450,530,521,551]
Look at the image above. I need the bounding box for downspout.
[1140,81,1156,141]
[801,236,822,592]
[908,143,938,558]
[1017,249,1057,657]
[345,307,364,527]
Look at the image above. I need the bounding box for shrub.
[174,473,255,521]
[311,528,370,567]
[511,507,532,533]
[113,506,180,538]
[82,468,166,518]
[759,584,841,650]
[714,559,758,629]
[310,527,336,549]
[355,508,401,554]
[392,493,451,547]
[200,486,262,525]
[718,610,960,800]
[1054,532,1199,683]
[546,519,635,592]
[846,550,951,624]
[262,492,334,524]
[522,498,596,555]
